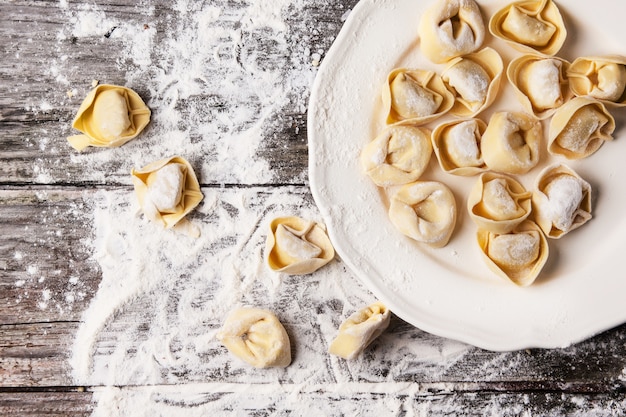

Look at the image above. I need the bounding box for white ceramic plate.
[308,0,626,350]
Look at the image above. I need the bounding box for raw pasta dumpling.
[442,47,504,117]
[131,156,203,231]
[361,125,432,186]
[548,97,615,160]
[507,54,571,119]
[67,84,151,151]
[383,68,455,125]
[216,307,291,368]
[489,0,566,56]
[481,111,542,174]
[467,172,532,234]
[431,118,487,176]
[568,56,626,106]
[328,301,391,360]
[477,220,549,286]
[418,0,485,64]
[532,164,592,239]
[388,181,457,248]
[266,216,335,275]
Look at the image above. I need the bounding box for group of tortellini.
[361,0,624,286]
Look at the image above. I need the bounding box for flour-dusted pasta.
[388,181,457,248]
[481,111,542,174]
[418,0,485,64]
[548,97,615,160]
[532,164,592,239]
[477,220,549,286]
[266,216,335,275]
[467,172,532,234]
[131,156,203,230]
[567,55,626,106]
[507,54,571,119]
[328,301,391,360]
[442,47,504,117]
[489,0,566,56]
[216,307,291,368]
[67,84,151,151]
[383,68,455,125]
[361,125,432,186]
[431,118,487,176]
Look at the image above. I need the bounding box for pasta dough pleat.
[568,55,626,106]
[431,118,487,176]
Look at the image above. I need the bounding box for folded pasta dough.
[468,172,532,234]
[360,125,432,186]
[266,216,335,275]
[532,164,592,239]
[382,68,455,125]
[432,118,487,176]
[388,181,457,248]
[477,220,549,286]
[418,0,485,64]
[481,111,542,174]
[489,0,566,56]
[328,301,391,360]
[67,84,151,151]
[507,54,571,119]
[216,307,291,368]
[131,156,203,229]
[442,47,504,117]
[548,97,615,160]
[568,56,626,106]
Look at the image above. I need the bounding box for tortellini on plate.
[489,0,567,56]
[467,172,532,234]
[216,307,291,368]
[431,118,487,176]
[481,111,542,174]
[548,97,615,160]
[418,0,485,64]
[382,68,455,125]
[328,301,391,360]
[477,220,549,287]
[442,47,504,117]
[532,164,592,239]
[131,156,203,230]
[266,216,335,275]
[388,181,457,248]
[567,55,626,106]
[67,84,151,151]
[507,54,571,119]
[360,125,432,186]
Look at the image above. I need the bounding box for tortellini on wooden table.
[67,84,151,151]
[568,56,626,106]
[432,118,487,176]
[216,307,291,368]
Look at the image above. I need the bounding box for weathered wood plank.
[0,391,93,417]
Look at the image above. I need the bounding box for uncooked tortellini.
[216,308,291,368]
[507,54,571,119]
[328,301,391,360]
[418,0,485,64]
[489,0,566,56]
[361,125,432,186]
[388,181,457,248]
[442,47,504,117]
[548,97,615,160]
[131,156,203,230]
[477,220,549,287]
[431,118,487,176]
[467,172,532,234]
[266,216,335,275]
[383,68,455,125]
[568,56,626,106]
[67,84,151,151]
[532,164,592,239]
[481,111,542,174]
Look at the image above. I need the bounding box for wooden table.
[1,0,625,415]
